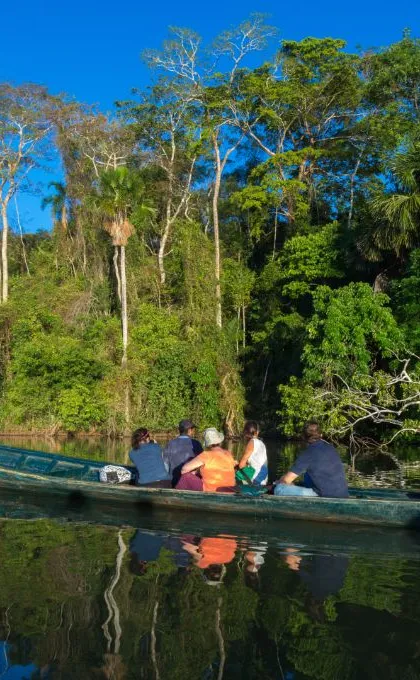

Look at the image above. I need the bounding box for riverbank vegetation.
[0,17,419,447]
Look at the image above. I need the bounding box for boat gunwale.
[0,463,420,508]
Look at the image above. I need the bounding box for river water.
[0,435,420,679]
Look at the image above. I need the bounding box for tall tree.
[0,84,60,301]
[89,166,154,368]
[145,15,276,326]
[119,79,200,288]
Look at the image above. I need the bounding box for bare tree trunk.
[347,150,363,230]
[113,247,121,303]
[158,151,195,287]
[158,215,170,287]
[261,360,271,397]
[212,137,223,328]
[272,207,278,261]
[242,305,246,349]
[211,131,245,328]
[1,204,9,303]
[61,203,68,232]
[14,195,30,275]
[120,245,130,430]
[120,245,128,368]
[236,307,240,355]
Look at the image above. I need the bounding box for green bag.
[235,465,268,496]
[235,465,255,485]
[238,485,268,497]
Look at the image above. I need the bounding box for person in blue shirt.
[274,421,349,498]
[129,428,171,488]
[163,419,203,487]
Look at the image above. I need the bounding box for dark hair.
[244,420,259,437]
[179,423,188,435]
[131,428,150,449]
[303,420,322,443]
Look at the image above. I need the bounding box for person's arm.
[181,541,199,555]
[162,441,172,473]
[181,454,205,475]
[238,439,254,469]
[275,449,310,484]
[278,471,298,485]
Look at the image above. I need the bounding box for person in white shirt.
[238,420,268,485]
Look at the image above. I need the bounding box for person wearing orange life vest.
[177,427,236,493]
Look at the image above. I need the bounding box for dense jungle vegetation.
[0,16,419,446]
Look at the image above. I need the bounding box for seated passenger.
[163,418,203,487]
[238,420,268,485]
[274,421,349,498]
[129,428,171,488]
[178,427,236,493]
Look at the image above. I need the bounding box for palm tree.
[370,141,420,257]
[91,167,154,369]
[41,181,70,234]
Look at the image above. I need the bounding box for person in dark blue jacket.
[129,428,171,488]
[274,421,349,498]
[163,419,203,487]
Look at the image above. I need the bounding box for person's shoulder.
[297,444,312,458]
[148,441,162,452]
[220,448,235,460]
[129,448,141,462]
[320,440,339,454]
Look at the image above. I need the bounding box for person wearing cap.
[178,427,236,493]
[163,419,203,487]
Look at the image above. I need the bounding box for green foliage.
[303,283,404,383]
[278,284,408,439]
[272,223,343,299]
[391,248,420,352]
[2,29,420,442]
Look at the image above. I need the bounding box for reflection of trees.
[1,520,420,679]
[102,531,127,654]
[0,520,131,678]
[258,552,420,680]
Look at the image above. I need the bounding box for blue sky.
[1,0,419,232]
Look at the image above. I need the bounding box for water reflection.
[0,513,420,679]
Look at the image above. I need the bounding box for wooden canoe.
[1,444,420,529]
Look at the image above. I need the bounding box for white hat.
[203,427,224,448]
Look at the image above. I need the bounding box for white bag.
[99,465,133,484]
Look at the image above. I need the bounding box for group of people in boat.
[128,418,349,499]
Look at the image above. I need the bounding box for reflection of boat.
[1,486,420,560]
[1,444,420,529]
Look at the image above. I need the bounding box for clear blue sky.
[1,0,419,232]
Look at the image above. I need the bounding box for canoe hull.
[1,465,420,529]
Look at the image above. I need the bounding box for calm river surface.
[1,435,420,679]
